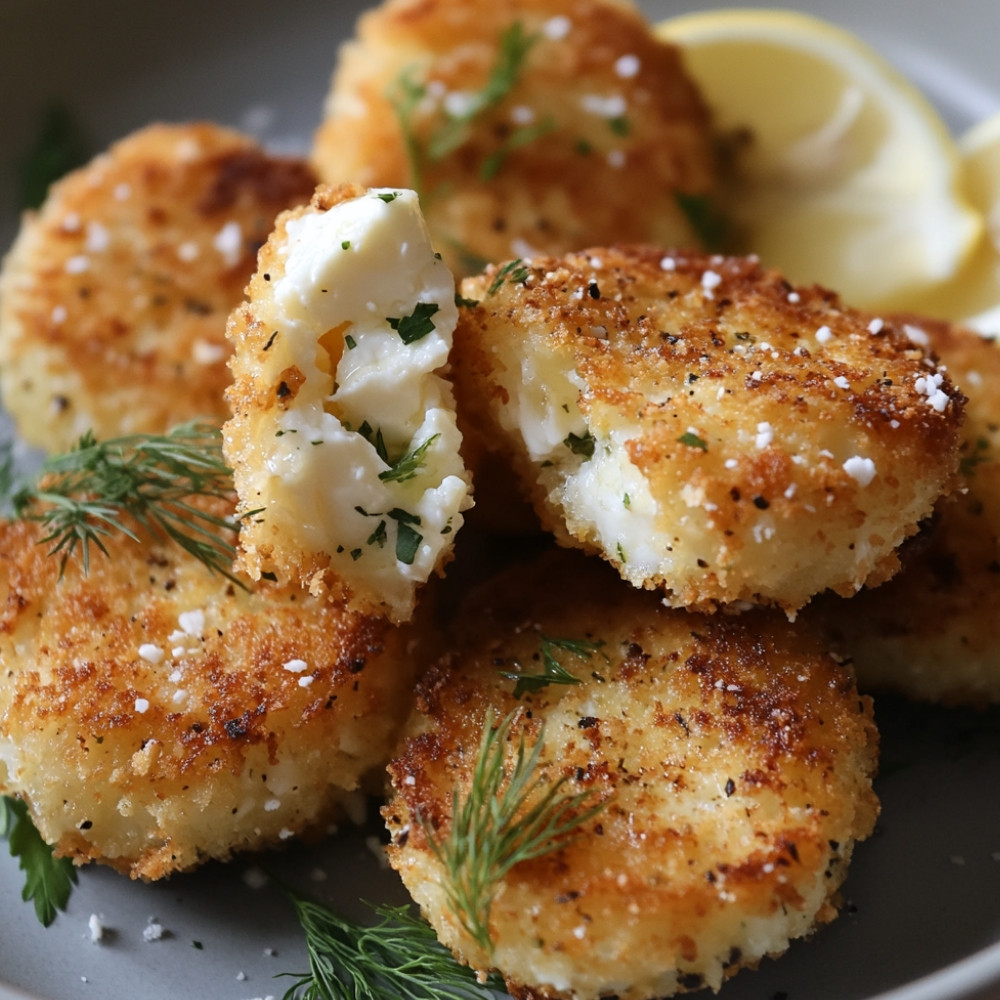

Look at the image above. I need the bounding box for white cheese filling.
[261,188,470,619]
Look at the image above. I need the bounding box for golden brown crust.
[0,498,417,879]
[806,316,1000,704]
[311,0,716,275]
[451,247,965,613]
[0,122,317,452]
[384,547,879,998]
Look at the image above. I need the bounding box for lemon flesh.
[657,9,981,310]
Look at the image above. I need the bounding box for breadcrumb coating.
[451,247,965,614]
[807,316,1000,704]
[0,122,316,452]
[311,0,716,276]
[0,499,417,880]
[384,547,879,999]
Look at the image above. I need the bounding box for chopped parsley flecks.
[564,430,595,459]
[677,431,708,452]
[387,302,440,345]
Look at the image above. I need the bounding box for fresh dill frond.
[280,894,503,1000]
[11,421,244,585]
[500,635,606,698]
[1,796,77,927]
[423,708,607,955]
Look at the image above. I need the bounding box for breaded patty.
[0,500,417,880]
[451,248,965,614]
[384,548,879,999]
[807,317,1000,704]
[311,0,716,276]
[224,184,472,623]
[0,122,317,453]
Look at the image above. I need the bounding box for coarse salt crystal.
[142,920,165,942]
[88,913,105,943]
[904,323,930,346]
[868,317,884,334]
[581,93,627,118]
[283,658,308,673]
[787,291,801,303]
[134,698,150,714]
[264,798,281,812]
[701,269,722,291]
[660,256,676,271]
[755,421,773,449]
[834,375,851,390]
[65,255,90,275]
[298,675,315,688]
[213,220,243,267]
[193,339,226,365]
[178,609,205,637]
[543,15,571,39]
[815,325,832,344]
[614,54,641,78]
[843,456,876,486]
[138,643,165,664]
[85,222,110,253]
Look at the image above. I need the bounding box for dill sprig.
[9,421,244,585]
[423,708,607,955]
[500,635,606,698]
[280,895,503,1000]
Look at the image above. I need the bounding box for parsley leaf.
[563,430,595,459]
[388,509,423,565]
[387,302,440,345]
[2,796,77,927]
[677,431,708,452]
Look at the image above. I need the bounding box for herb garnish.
[563,430,595,459]
[379,434,440,484]
[959,435,991,477]
[6,422,245,585]
[487,258,530,296]
[500,635,606,698]
[19,104,90,210]
[677,431,708,452]
[280,894,503,1000]
[1,796,77,927]
[423,707,607,954]
[388,302,440,345]
[388,23,542,197]
[675,191,730,252]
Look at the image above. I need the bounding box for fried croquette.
[223,183,472,623]
[0,500,417,880]
[807,317,1000,704]
[451,248,965,614]
[0,122,317,453]
[311,0,716,276]
[384,547,879,999]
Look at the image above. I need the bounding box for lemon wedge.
[657,8,981,310]
[906,112,1000,335]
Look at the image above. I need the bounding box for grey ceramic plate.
[1,2,999,999]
